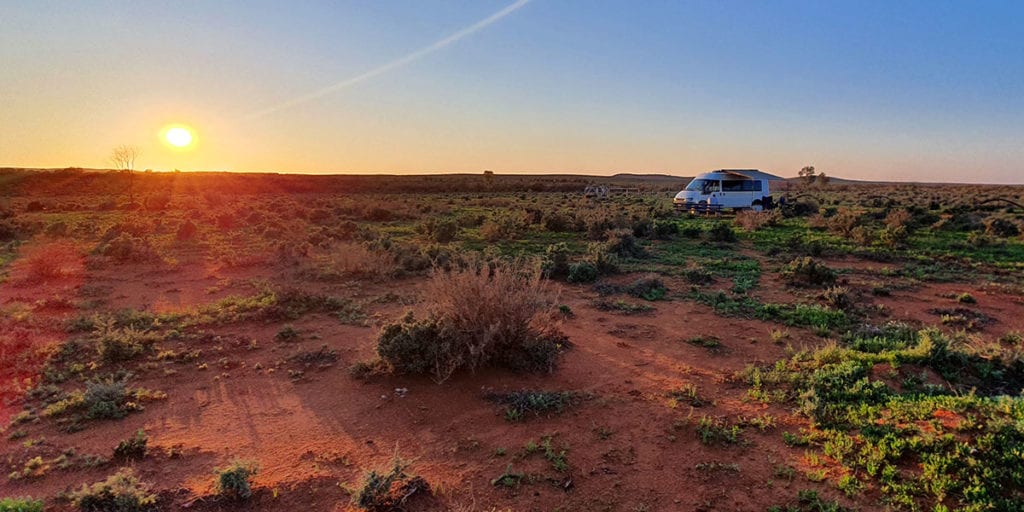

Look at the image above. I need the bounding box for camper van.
[673,169,779,212]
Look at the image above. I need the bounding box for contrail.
[242,0,532,120]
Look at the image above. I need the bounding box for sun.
[161,125,195,149]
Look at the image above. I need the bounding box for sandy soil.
[3,247,1023,511]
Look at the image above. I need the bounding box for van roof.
[700,169,783,181]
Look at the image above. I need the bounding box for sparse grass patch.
[289,345,339,368]
[684,335,722,349]
[767,490,851,512]
[667,383,709,407]
[696,415,743,445]
[486,390,581,422]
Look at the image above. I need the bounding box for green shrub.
[653,220,679,239]
[566,261,599,283]
[680,226,702,238]
[216,460,258,500]
[83,380,131,420]
[707,223,737,243]
[542,242,571,279]
[0,498,43,512]
[72,469,156,512]
[376,314,446,376]
[586,243,620,275]
[604,229,646,258]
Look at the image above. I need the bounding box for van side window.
[722,180,745,192]
[739,181,763,192]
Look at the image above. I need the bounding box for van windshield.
[685,179,720,194]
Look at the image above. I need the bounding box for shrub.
[984,217,1020,238]
[416,217,460,243]
[684,267,715,285]
[97,326,156,363]
[95,234,158,263]
[275,325,300,342]
[626,276,666,300]
[16,240,81,282]
[781,257,836,287]
[884,208,912,230]
[542,211,573,232]
[587,243,620,275]
[72,469,157,512]
[83,380,130,420]
[680,226,702,238]
[0,498,43,512]
[113,430,147,461]
[542,242,571,279]
[376,258,566,382]
[376,314,446,375]
[216,460,259,500]
[784,198,819,217]
[821,286,853,311]
[604,229,646,258]
[352,457,430,511]
[653,220,679,239]
[734,210,781,231]
[480,212,525,242]
[566,261,599,283]
[707,223,737,243]
[876,224,909,247]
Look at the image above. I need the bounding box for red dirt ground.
[3,248,1023,511]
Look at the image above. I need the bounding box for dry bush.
[15,240,83,282]
[884,209,913,230]
[316,242,399,280]
[377,257,565,382]
[734,210,781,231]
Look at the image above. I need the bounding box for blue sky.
[1,0,1022,182]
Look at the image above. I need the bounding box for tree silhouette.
[111,145,140,203]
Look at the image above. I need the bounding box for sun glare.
[162,125,194,148]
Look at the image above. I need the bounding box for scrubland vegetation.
[2,168,1024,510]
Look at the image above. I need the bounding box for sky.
[1,0,1022,183]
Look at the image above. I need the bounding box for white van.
[673,169,779,212]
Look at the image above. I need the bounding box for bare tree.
[110,145,139,203]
